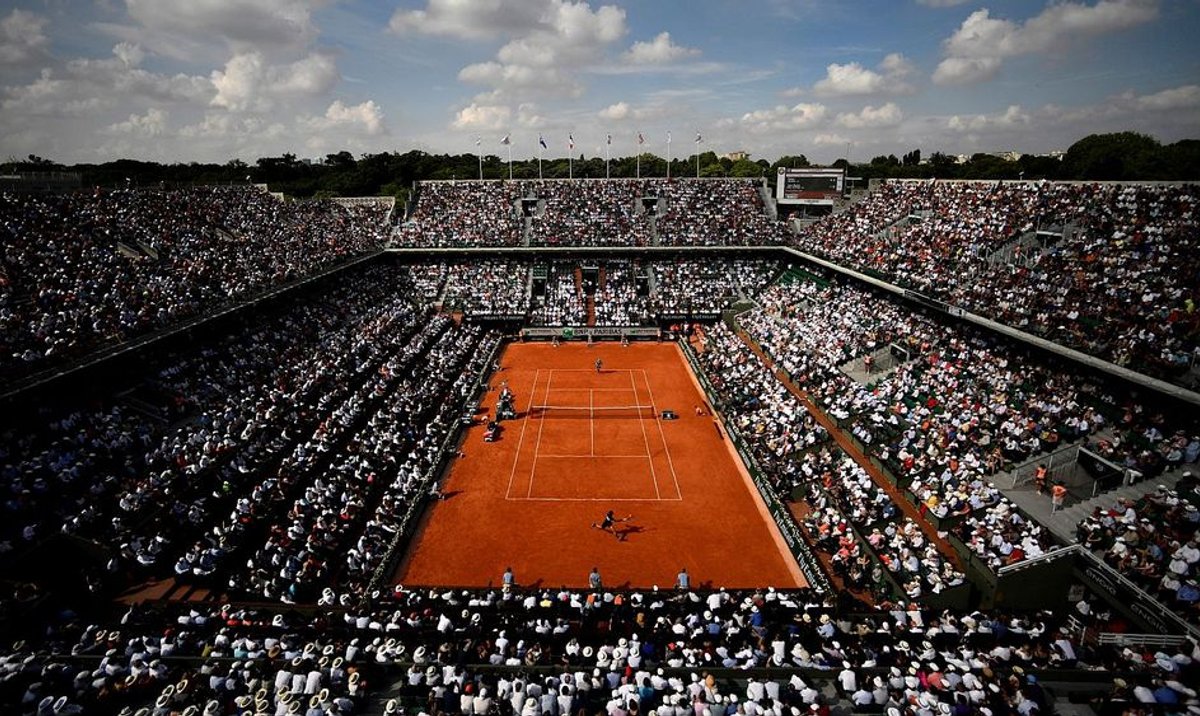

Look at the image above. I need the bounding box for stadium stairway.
[759,183,778,220]
[837,346,907,385]
[998,463,1193,545]
[521,215,532,246]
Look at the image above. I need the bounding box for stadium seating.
[528,180,652,246]
[793,181,1200,385]
[0,186,389,385]
[395,182,523,247]
[5,176,1200,716]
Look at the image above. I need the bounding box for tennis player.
[595,358,603,373]
[592,510,631,539]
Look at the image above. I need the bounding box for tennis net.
[526,404,658,420]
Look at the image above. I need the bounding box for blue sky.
[1,0,1197,164]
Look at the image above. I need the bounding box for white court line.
[505,496,684,503]
[589,389,595,457]
[629,370,661,500]
[504,369,538,500]
[537,387,637,392]
[641,369,683,500]
[526,369,555,498]
[536,453,653,459]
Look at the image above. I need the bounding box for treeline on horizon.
[4,131,1197,201]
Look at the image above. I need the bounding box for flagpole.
[538,145,543,181]
[695,133,701,179]
[636,132,640,180]
[477,137,483,181]
[605,136,610,179]
[666,131,672,181]
[508,143,512,180]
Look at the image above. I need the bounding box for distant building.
[721,151,750,162]
[0,171,82,192]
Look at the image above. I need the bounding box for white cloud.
[738,102,828,133]
[811,52,915,96]
[813,133,851,147]
[931,56,1003,85]
[112,41,145,68]
[0,9,49,65]
[399,0,627,104]
[1128,84,1200,111]
[836,102,904,128]
[1,70,110,116]
[622,32,699,64]
[2,44,212,117]
[106,107,169,136]
[599,101,631,120]
[302,99,385,135]
[118,0,320,58]
[516,102,545,128]
[934,1,1159,85]
[948,104,1031,131]
[179,112,283,139]
[389,0,549,39]
[458,61,581,98]
[210,51,338,112]
[452,103,512,130]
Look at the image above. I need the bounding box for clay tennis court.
[394,342,805,590]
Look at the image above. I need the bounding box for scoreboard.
[776,167,845,205]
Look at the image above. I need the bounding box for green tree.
[772,155,810,172]
[729,158,763,177]
[1062,132,1162,180]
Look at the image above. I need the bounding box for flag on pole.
[539,135,547,150]
[500,134,511,145]
[637,132,645,145]
[695,132,702,144]
[568,134,575,150]
[606,133,612,145]
[475,136,482,147]
[667,131,672,144]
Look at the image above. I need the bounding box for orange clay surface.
[394,342,805,590]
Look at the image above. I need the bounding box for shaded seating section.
[0,186,389,385]
[395,182,523,247]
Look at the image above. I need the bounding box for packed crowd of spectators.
[652,260,778,316]
[793,180,1200,385]
[657,180,790,246]
[735,276,1144,571]
[406,263,449,304]
[0,264,500,616]
[593,262,650,326]
[396,182,524,247]
[1077,470,1200,625]
[5,577,1198,716]
[0,186,389,384]
[390,179,793,248]
[442,262,531,317]
[801,448,966,602]
[529,181,652,247]
[692,321,966,604]
[530,265,586,327]
[230,316,498,603]
[693,322,829,494]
